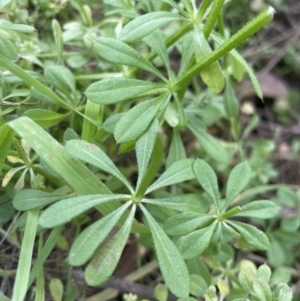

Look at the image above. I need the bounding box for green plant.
[0,0,296,300]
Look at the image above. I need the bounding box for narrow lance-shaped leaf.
[23,109,71,129]
[194,27,224,94]
[91,37,165,80]
[44,66,75,95]
[224,77,239,119]
[28,225,64,288]
[86,78,166,105]
[228,221,270,250]
[188,123,228,163]
[179,221,217,259]
[146,158,195,194]
[166,128,186,169]
[39,194,131,228]
[236,200,279,219]
[0,21,35,33]
[85,204,136,286]
[140,204,190,298]
[13,189,67,211]
[69,202,131,266]
[114,94,167,144]
[0,34,18,60]
[224,161,251,210]
[82,100,103,142]
[12,209,39,301]
[193,159,220,210]
[136,119,159,190]
[164,213,214,236]
[143,29,172,77]
[0,124,15,174]
[119,12,184,43]
[143,194,210,213]
[8,117,110,195]
[52,20,63,65]
[66,140,134,193]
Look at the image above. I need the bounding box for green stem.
[172,7,275,91]
[203,0,225,39]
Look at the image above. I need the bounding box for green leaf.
[91,37,164,80]
[230,49,262,99]
[143,29,171,75]
[49,278,63,301]
[164,212,214,236]
[270,268,291,287]
[236,200,279,219]
[119,11,183,42]
[0,34,18,61]
[188,123,228,163]
[13,189,65,211]
[0,54,71,109]
[44,66,75,94]
[82,100,103,142]
[194,28,224,94]
[52,20,63,65]
[69,202,131,266]
[281,216,300,232]
[143,194,210,213]
[193,159,219,209]
[23,109,71,129]
[166,129,186,169]
[154,283,168,301]
[190,274,208,297]
[8,117,110,195]
[28,226,63,288]
[257,264,271,283]
[224,161,251,209]
[66,140,134,193]
[179,222,217,259]
[230,53,245,82]
[103,112,125,133]
[0,20,35,33]
[224,77,239,118]
[178,32,194,77]
[85,205,136,286]
[86,78,166,105]
[140,205,190,298]
[39,194,131,228]
[146,159,195,194]
[0,124,15,174]
[114,94,167,143]
[238,271,253,292]
[228,221,270,250]
[273,283,293,301]
[12,209,39,301]
[252,278,272,301]
[136,119,159,190]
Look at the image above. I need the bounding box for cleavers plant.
[0,0,294,300]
